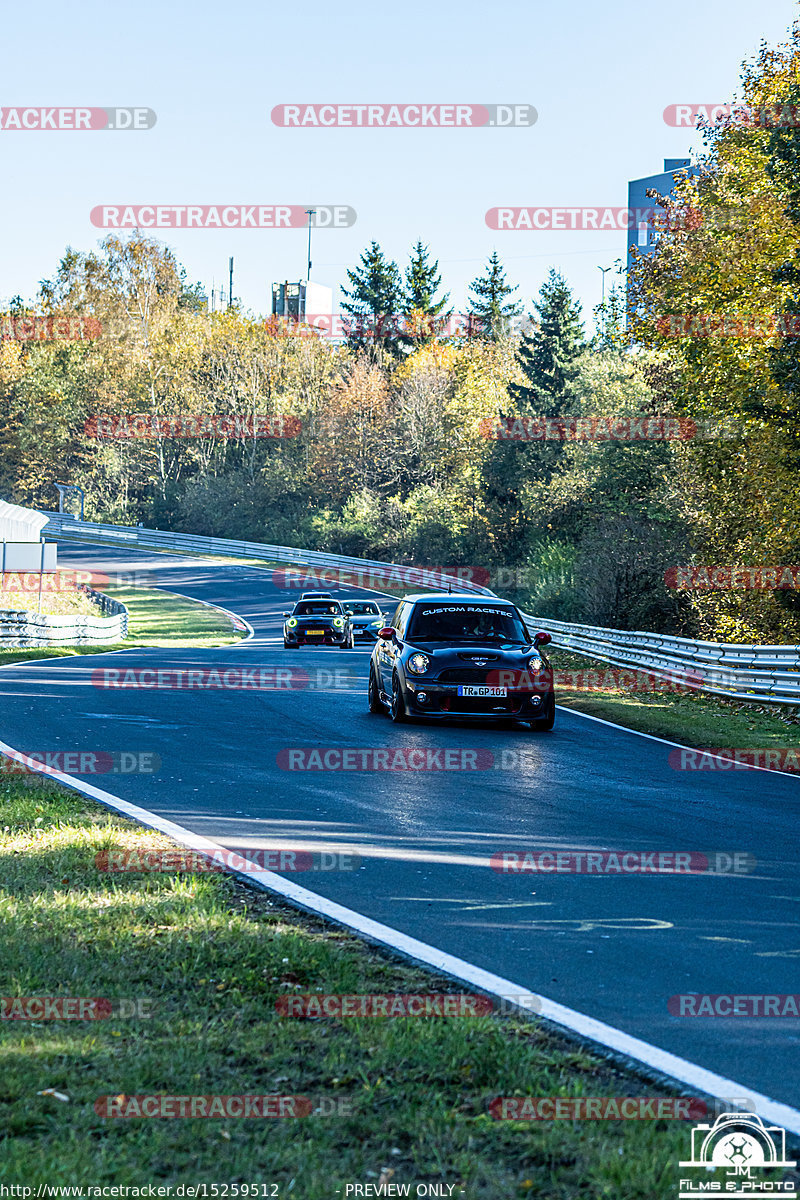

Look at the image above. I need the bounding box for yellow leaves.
[391,340,460,386]
[0,338,25,388]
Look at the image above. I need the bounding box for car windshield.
[407,604,529,643]
[343,602,380,615]
[294,602,342,616]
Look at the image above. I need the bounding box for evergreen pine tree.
[341,242,404,353]
[510,269,585,415]
[467,251,523,340]
[402,241,451,344]
[481,271,585,551]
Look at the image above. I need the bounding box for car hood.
[404,643,536,662]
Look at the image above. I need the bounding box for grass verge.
[550,647,800,764]
[0,587,244,669]
[0,775,748,1197]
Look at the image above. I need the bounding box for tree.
[467,251,523,340]
[340,242,404,355]
[625,21,800,640]
[480,271,584,535]
[593,280,628,353]
[765,80,800,424]
[510,269,585,415]
[402,241,451,345]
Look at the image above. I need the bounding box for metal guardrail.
[37,511,496,596]
[38,511,800,705]
[0,585,127,647]
[521,614,800,706]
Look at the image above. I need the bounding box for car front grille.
[436,668,492,684]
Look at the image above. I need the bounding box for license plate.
[306,629,325,635]
[457,685,507,697]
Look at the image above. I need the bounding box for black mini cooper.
[283,598,354,648]
[368,593,554,729]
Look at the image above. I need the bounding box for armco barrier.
[39,512,800,704]
[0,584,127,647]
[523,615,800,706]
[37,512,496,596]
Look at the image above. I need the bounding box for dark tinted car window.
[407,604,529,643]
[294,602,342,616]
[392,602,409,632]
[343,602,380,615]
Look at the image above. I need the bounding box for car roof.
[339,596,381,604]
[299,590,333,598]
[403,592,515,605]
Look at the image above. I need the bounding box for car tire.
[529,697,555,731]
[368,664,384,714]
[390,673,407,723]
[284,641,299,649]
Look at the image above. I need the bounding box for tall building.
[627,158,696,257]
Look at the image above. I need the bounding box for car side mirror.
[282,611,290,617]
[534,631,552,647]
[378,627,395,640]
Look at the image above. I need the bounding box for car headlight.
[332,617,344,628]
[526,656,543,672]
[286,617,298,628]
[407,652,430,675]
[369,619,382,629]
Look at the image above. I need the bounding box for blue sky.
[0,0,795,329]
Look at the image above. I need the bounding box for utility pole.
[228,258,234,309]
[305,209,316,281]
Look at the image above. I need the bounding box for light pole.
[305,209,316,282]
[598,265,612,306]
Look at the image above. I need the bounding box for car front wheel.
[390,673,407,723]
[368,664,384,713]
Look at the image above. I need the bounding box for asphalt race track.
[2,539,799,1111]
